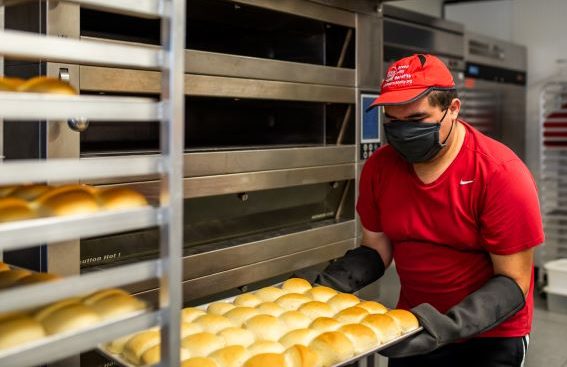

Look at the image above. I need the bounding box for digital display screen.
[361,94,380,143]
[468,65,480,76]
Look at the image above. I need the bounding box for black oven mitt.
[294,245,385,293]
[380,275,526,358]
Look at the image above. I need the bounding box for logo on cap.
[385,69,396,83]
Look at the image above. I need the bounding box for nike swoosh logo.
[460,180,474,185]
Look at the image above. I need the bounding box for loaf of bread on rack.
[89,294,146,320]
[123,329,160,365]
[17,76,77,95]
[247,340,286,355]
[17,272,62,285]
[8,184,51,201]
[207,302,236,315]
[0,268,32,289]
[305,286,337,302]
[254,286,286,302]
[96,187,148,211]
[83,288,130,306]
[181,332,225,357]
[218,327,256,347]
[282,278,312,294]
[0,77,24,92]
[34,185,99,217]
[256,302,285,317]
[0,316,46,350]
[0,198,37,223]
[141,344,191,366]
[279,328,320,348]
[40,303,100,335]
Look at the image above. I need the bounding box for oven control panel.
[360,93,381,160]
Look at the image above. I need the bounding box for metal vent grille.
[460,88,501,138]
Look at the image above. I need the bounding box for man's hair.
[427,89,458,110]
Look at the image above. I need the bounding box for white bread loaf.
[305,286,338,303]
[0,317,46,350]
[207,302,236,315]
[180,307,207,323]
[224,307,260,327]
[255,302,285,317]
[34,298,82,322]
[279,328,320,348]
[334,306,369,323]
[83,288,129,306]
[89,294,146,320]
[96,187,148,211]
[194,314,233,334]
[40,304,100,335]
[247,340,286,355]
[298,301,334,319]
[327,293,360,312]
[309,331,354,367]
[339,324,379,353]
[309,317,343,332]
[181,332,225,357]
[233,293,262,307]
[285,344,322,367]
[279,310,312,329]
[356,301,388,315]
[275,293,312,310]
[218,327,256,347]
[254,286,286,302]
[209,345,250,367]
[244,314,287,341]
[35,186,99,217]
[123,330,160,365]
[243,353,286,367]
[385,309,419,333]
[281,278,312,294]
[362,314,401,343]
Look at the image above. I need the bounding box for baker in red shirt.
[300,54,543,367]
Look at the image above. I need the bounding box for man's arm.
[361,227,393,268]
[490,247,534,297]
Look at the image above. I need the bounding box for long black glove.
[295,246,385,293]
[381,275,526,358]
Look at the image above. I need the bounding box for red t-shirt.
[356,121,544,337]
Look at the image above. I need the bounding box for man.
[305,54,543,367]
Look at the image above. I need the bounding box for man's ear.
[449,98,461,119]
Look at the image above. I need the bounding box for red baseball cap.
[369,54,455,108]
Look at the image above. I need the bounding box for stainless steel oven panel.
[79,66,355,103]
[96,163,355,200]
[83,146,355,185]
[356,12,382,91]
[308,0,378,15]
[465,31,527,72]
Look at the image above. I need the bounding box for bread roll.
[309,317,343,332]
[255,302,285,317]
[339,324,379,353]
[279,311,312,330]
[181,357,219,367]
[362,314,401,343]
[305,286,338,303]
[0,198,36,223]
[35,187,99,217]
[97,187,148,211]
[141,344,191,366]
[181,322,204,338]
[123,330,160,365]
[233,293,262,307]
[385,309,419,333]
[279,328,319,348]
[83,288,129,305]
[207,302,236,315]
[181,332,225,357]
[0,262,9,272]
[0,316,46,350]
[224,307,260,327]
[17,272,61,285]
[0,268,32,289]
[285,344,321,367]
[327,293,360,312]
[247,340,286,355]
[105,333,135,355]
[244,353,286,367]
[210,345,250,367]
[34,298,81,322]
[244,314,286,341]
[356,301,388,315]
[275,293,312,310]
[41,304,100,335]
[281,278,312,294]
[255,286,286,302]
[194,314,233,334]
[218,327,256,347]
[309,331,354,367]
[8,185,51,201]
[17,76,77,95]
[89,294,146,320]
[298,301,334,319]
[180,307,207,323]
[0,77,24,91]
[334,306,369,323]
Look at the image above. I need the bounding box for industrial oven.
[1,0,383,365]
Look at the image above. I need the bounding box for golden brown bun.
[0,268,32,289]
[233,293,262,307]
[181,332,226,357]
[282,278,312,294]
[327,293,360,312]
[181,357,219,367]
[41,304,100,335]
[285,344,321,367]
[0,316,46,350]
[244,314,287,341]
[8,185,51,201]
[180,307,207,323]
[105,333,135,355]
[362,314,401,343]
[386,309,419,333]
[194,314,234,334]
[309,317,343,332]
[275,293,312,310]
[279,310,312,330]
[334,306,369,323]
[96,188,148,211]
[0,77,24,91]
[141,344,191,366]
[218,327,256,347]
[309,331,354,367]
[181,322,204,338]
[0,312,27,323]
[279,328,319,348]
[256,302,285,317]
[0,185,18,198]
[89,294,146,320]
[207,302,236,315]
[247,340,286,355]
[17,272,62,285]
[357,301,388,315]
[0,262,9,272]
[17,76,77,95]
[210,345,250,367]
[224,307,260,327]
[123,330,160,365]
[305,286,338,303]
[83,288,129,306]
[35,187,99,217]
[298,301,335,319]
[254,286,286,302]
[339,324,379,353]
[0,198,37,223]
[33,298,82,322]
[244,353,286,367]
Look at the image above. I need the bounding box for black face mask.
[384,109,454,163]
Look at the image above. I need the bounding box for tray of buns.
[99,278,422,367]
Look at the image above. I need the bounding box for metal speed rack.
[0,0,186,366]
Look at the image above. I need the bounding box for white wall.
[387,0,445,18]
[445,0,514,42]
